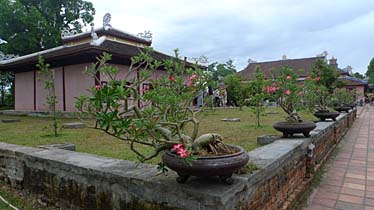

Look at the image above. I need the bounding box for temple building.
[0,24,181,112]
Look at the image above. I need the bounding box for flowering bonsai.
[272,67,303,123]
[270,67,316,137]
[303,59,341,114]
[76,48,248,183]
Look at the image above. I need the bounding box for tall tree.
[223,74,241,107]
[0,71,13,106]
[353,72,365,80]
[207,60,236,81]
[311,59,341,93]
[366,58,374,84]
[0,0,95,55]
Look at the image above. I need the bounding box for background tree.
[353,72,365,80]
[223,74,241,107]
[207,60,236,81]
[0,71,13,106]
[366,58,374,84]
[0,0,95,55]
[311,59,341,93]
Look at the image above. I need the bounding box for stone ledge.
[0,109,356,210]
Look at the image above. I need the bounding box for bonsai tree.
[303,59,348,122]
[332,89,355,107]
[76,48,237,164]
[272,67,304,123]
[303,76,332,112]
[270,67,317,137]
[303,59,343,111]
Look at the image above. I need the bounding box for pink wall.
[15,71,34,110]
[100,65,171,108]
[344,86,365,101]
[100,65,170,91]
[14,63,182,112]
[64,63,95,112]
[35,68,64,111]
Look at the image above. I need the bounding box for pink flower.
[187,81,193,87]
[95,85,101,90]
[314,77,320,81]
[177,148,189,158]
[189,74,197,81]
[286,75,291,80]
[172,144,184,150]
[306,76,311,80]
[169,76,175,82]
[267,86,276,93]
[284,89,291,95]
[298,91,303,96]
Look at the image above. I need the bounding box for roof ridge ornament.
[0,51,18,61]
[316,51,328,58]
[0,38,7,45]
[247,58,257,64]
[103,13,112,30]
[90,23,98,41]
[61,28,78,38]
[0,38,18,61]
[137,30,153,41]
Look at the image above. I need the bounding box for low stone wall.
[0,109,357,210]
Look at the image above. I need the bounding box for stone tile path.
[306,106,374,210]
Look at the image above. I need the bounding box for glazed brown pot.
[273,121,316,138]
[333,106,351,113]
[349,103,356,109]
[313,111,340,121]
[162,144,249,185]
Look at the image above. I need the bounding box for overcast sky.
[89,0,374,74]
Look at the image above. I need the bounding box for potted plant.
[270,67,316,137]
[303,59,342,120]
[332,89,355,113]
[303,81,340,121]
[76,49,249,185]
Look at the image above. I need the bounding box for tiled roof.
[340,75,368,86]
[238,57,325,80]
[0,39,164,72]
[0,38,196,72]
[62,27,151,46]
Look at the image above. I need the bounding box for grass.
[0,106,13,111]
[0,107,317,164]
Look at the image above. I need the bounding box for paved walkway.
[306,105,374,210]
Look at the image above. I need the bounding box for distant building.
[237,56,368,101]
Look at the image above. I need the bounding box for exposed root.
[286,110,303,123]
[194,133,237,156]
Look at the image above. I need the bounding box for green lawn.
[0,107,317,164]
